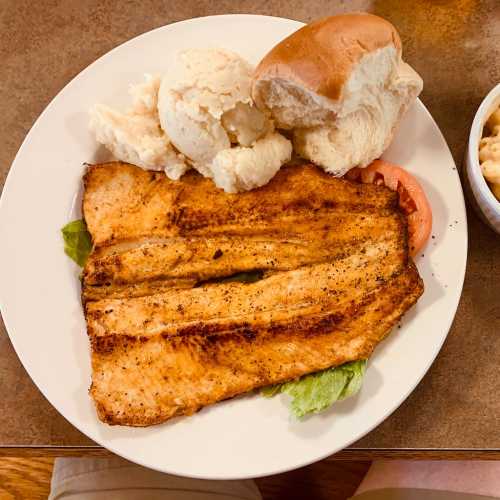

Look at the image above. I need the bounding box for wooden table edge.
[0,447,499,460]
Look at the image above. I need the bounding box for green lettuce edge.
[61,219,92,267]
[262,360,367,418]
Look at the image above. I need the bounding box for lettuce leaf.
[61,219,92,267]
[218,271,263,283]
[262,360,367,418]
[197,270,264,287]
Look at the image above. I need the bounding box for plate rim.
[0,14,468,479]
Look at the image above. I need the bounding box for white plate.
[0,15,467,479]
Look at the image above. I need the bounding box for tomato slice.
[346,160,432,257]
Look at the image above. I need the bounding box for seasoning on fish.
[82,162,423,426]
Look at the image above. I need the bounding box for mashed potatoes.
[158,49,265,161]
[90,50,292,192]
[157,48,290,192]
[89,75,189,180]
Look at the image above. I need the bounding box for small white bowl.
[464,82,500,233]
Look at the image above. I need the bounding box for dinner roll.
[252,13,423,176]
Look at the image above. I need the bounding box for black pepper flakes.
[213,249,223,260]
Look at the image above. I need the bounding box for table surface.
[0,0,499,459]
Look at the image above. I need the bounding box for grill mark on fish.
[91,308,350,355]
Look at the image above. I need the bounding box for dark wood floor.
[0,458,369,499]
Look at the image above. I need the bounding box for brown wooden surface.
[0,458,53,500]
[0,0,499,459]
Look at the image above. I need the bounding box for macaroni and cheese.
[479,106,500,201]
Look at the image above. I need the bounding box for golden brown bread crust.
[252,13,401,102]
[82,162,423,426]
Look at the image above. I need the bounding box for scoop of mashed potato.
[158,49,266,162]
[158,49,288,190]
[89,74,189,180]
[91,51,292,191]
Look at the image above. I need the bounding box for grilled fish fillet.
[82,162,424,426]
